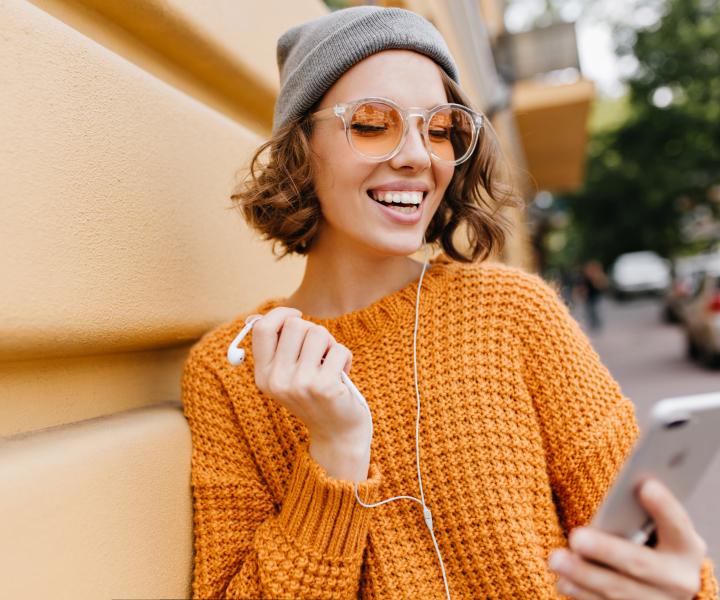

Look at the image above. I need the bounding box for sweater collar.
[255,254,452,344]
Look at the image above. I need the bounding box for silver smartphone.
[590,392,720,545]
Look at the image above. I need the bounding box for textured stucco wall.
[2,0,312,364]
[1,0,325,597]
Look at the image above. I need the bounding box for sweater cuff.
[278,446,381,558]
[696,557,719,599]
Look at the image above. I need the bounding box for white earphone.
[226,243,451,600]
[227,318,372,425]
[227,315,262,365]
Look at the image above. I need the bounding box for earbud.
[226,314,371,417]
[226,315,263,365]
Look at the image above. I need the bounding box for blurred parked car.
[610,251,671,300]
[662,253,720,323]
[684,265,720,367]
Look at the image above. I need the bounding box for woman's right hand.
[250,307,372,482]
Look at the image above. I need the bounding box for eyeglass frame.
[310,97,484,166]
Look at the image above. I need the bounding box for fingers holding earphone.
[295,322,336,377]
[250,307,302,371]
[321,340,352,375]
[250,307,372,481]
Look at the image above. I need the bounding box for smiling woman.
[234,53,515,263]
[181,5,718,600]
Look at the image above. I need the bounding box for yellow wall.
[512,79,595,193]
[1,0,325,597]
[2,0,327,433]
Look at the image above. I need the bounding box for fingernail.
[643,479,663,500]
[570,528,593,552]
[549,550,567,571]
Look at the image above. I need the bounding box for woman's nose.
[389,119,431,171]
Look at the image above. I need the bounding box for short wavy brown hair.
[231,71,520,262]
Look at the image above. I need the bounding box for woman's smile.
[370,192,426,223]
[366,180,429,221]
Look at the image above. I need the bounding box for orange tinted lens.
[428,108,473,162]
[349,102,402,158]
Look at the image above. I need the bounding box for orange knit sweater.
[182,257,718,599]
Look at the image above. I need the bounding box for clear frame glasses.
[311,97,484,165]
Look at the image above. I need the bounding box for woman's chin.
[367,235,426,258]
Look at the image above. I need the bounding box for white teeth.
[389,205,418,214]
[371,190,423,205]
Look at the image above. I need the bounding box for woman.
[181,6,716,599]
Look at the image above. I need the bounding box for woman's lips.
[367,191,426,225]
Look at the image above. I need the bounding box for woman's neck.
[286,243,426,319]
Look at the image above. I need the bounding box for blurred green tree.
[562,0,720,267]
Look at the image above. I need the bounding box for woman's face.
[309,50,455,258]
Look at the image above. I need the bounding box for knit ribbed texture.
[273,6,459,133]
[182,256,718,599]
[278,447,379,557]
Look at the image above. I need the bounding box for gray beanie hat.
[273,6,459,134]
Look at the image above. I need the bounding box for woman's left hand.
[548,478,707,599]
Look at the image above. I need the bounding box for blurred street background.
[516,0,720,576]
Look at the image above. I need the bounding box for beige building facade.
[1,1,592,597]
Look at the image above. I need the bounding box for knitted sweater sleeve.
[181,350,381,600]
[517,274,718,598]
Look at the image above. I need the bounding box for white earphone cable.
[353,242,451,600]
[226,243,451,599]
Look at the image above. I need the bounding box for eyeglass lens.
[348,101,475,163]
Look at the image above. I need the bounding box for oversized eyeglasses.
[311,97,484,166]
